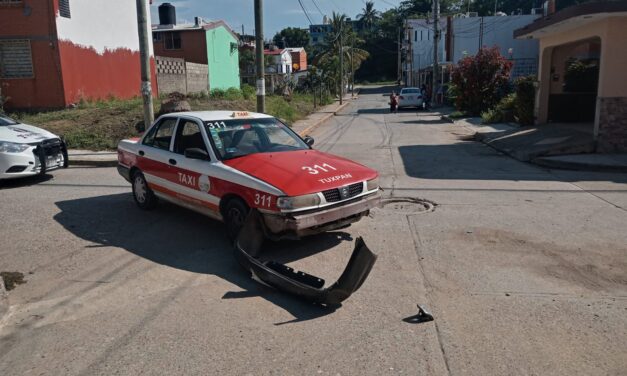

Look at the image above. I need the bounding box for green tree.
[272,27,310,49]
[358,1,380,29]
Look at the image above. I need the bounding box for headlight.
[0,141,30,153]
[276,193,321,210]
[366,177,379,191]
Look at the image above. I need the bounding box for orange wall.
[153,30,208,65]
[290,50,307,71]
[0,0,65,109]
[57,41,158,104]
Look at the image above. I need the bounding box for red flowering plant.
[449,47,513,115]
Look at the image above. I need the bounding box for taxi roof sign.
[231,111,251,118]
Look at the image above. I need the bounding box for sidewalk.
[453,117,627,172]
[67,94,354,167]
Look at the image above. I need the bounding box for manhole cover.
[379,197,436,214]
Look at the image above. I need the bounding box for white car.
[0,115,68,179]
[398,87,424,109]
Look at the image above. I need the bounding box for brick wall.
[185,62,209,94]
[597,97,627,152]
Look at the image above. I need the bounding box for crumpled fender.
[235,210,377,306]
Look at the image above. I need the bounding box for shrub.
[224,87,243,100]
[514,75,535,125]
[241,84,255,100]
[481,93,517,124]
[210,88,226,99]
[450,46,513,115]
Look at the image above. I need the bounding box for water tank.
[159,3,176,25]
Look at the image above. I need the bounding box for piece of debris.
[1,271,26,291]
[235,210,378,306]
[403,304,434,324]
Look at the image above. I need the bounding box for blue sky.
[150,0,397,37]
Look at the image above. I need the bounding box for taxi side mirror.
[304,136,314,147]
[184,148,209,160]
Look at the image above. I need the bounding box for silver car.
[398,87,424,109]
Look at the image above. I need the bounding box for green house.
[153,19,240,90]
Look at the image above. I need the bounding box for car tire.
[132,170,158,210]
[225,198,250,241]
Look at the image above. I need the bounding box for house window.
[0,0,23,6]
[59,0,71,18]
[414,30,417,42]
[0,39,34,79]
[153,33,162,42]
[164,32,181,50]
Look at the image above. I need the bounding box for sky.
[150,0,398,37]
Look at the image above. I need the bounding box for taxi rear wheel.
[225,198,250,241]
[132,171,157,210]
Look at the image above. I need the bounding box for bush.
[514,76,535,125]
[224,87,243,100]
[450,47,513,115]
[481,93,517,124]
[241,84,255,100]
[210,88,226,99]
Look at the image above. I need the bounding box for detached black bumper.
[235,210,378,306]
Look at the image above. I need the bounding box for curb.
[0,277,8,325]
[297,100,351,137]
[531,157,627,173]
[441,115,455,123]
[69,159,118,168]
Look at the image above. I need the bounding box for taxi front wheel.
[132,171,158,210]
[225,198,250,241]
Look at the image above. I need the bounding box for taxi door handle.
[169,159,177,166]
[138,150,145,156]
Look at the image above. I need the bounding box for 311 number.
[301,163,337,175]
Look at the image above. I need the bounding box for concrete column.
[535,45,553,124]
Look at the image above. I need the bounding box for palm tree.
[358,1,380,29]
[313,12,370,97]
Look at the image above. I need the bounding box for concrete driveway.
[1,85,626,375]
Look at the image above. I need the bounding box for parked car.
[0,115,68,180]
[117,111,382,240]
[398,87,424,109]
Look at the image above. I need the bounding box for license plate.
[46,153,62,167]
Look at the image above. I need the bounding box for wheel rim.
[134,176,147,203]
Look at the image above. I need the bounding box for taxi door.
[169,117,221,217]
[136,117,179,197]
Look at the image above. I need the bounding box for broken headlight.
[276,193,321,210]
[366,177,379,191]
[0,141,30,153]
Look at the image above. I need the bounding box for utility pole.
[254,0,265,113]
[351,33,355,98]
[339,20,343,105]
[397,27,401,85]
[135,0,154,127]
[432,0,439,104]
[478,16,484,50]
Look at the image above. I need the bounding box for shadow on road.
[54,193,348,324]
[357,85,399,95]
[398,141,627,183]
[0,174,52,189]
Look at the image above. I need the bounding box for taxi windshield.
[204,118,309,160]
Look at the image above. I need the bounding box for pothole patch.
[379,197,436,214]
[1,272,26,291]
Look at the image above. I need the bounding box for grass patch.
[448,111,467,119]
[10,93,324,150]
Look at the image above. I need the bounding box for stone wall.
[155,56,209,95]
[597,97,627,152]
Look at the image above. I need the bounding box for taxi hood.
[0,121,59,143]
[222,149,378,196]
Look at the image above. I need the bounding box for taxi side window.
[174,120,207,155]
[144,118,177,150]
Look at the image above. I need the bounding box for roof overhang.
[514,1,627,39]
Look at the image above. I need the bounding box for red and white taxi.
[117,111,381,239]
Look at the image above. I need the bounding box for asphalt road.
[1,86,626,375]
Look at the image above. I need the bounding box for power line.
[297,0,314,24]
[310,0,325,18]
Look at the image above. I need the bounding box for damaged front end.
[235,210,377,306]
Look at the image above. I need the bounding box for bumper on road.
[261,191,382,238]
